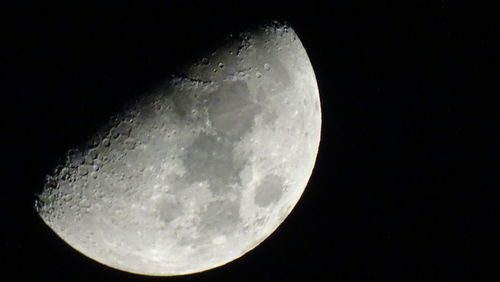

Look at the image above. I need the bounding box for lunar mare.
[35,22,321,276]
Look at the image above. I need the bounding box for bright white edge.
[36,21,322,276]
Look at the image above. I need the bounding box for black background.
[2,1,498,281]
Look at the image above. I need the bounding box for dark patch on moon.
[182,133,245,194]
[254,174,284,207]
[260,110,279,127]
[157,196,182,226]
[198,199,241,235]
[171,89,195,118]
[208,81,261,140]
[262,58,291,88]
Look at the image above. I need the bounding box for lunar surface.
[35,22,321,276]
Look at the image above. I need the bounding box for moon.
[35,22,321,276]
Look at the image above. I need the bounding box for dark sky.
[2,1,498,281]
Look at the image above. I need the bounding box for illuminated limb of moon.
[35,22,321,276]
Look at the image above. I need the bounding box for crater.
[260,58,291,88]
[254,174,284,207]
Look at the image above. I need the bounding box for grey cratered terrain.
[36,22,321,276]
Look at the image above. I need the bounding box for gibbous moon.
[35,22,321,276]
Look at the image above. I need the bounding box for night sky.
[2,1,497,281]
